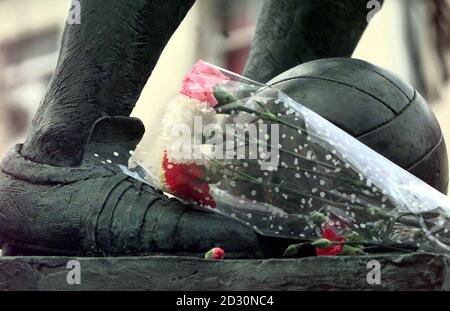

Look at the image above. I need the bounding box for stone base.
[0,253,448,291]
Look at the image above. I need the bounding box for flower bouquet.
[113,61,450,256]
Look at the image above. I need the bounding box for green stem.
[229,126,368,187]
[210,158,371,211]
[209,157,425,235]
[213,87,425,243]
[225,126,339,171]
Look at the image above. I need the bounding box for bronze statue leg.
[21,0,196,167]
[244,0,384,82]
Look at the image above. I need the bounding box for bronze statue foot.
[0,117,264,258]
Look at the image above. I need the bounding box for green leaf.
[204,249,214,260]
[214,86,238,107]
[282,243,303,258]
[345,231,363,242]
[311,238,333,249]
[339,245,367,256]
[309,211,328,225]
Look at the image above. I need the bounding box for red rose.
[315,227,345,256]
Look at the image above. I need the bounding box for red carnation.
[205,247,225,260]
[315,227,345,256]
[162,151,216,208]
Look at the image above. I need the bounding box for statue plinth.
[0,253,448,291]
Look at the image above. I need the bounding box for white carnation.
[160,94,218,166]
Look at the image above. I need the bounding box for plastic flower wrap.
[102,60,450,255]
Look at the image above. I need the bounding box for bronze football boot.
[0,0,262,257]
